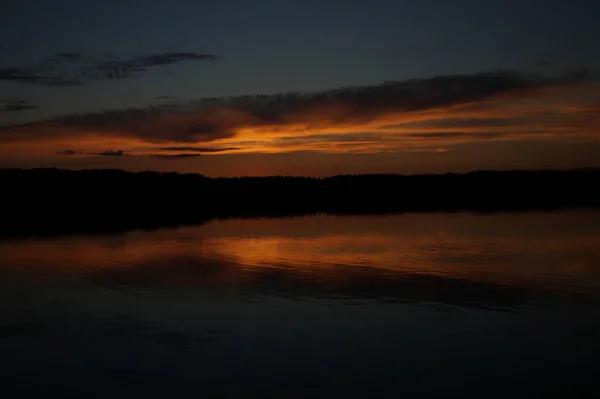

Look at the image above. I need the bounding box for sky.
[1,0,600,176]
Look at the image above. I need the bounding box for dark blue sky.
[3,0,599,116]
[1,0,600,175]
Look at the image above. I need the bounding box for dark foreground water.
[1,211,600,398]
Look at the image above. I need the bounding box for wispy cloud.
[88,150,129,156]
[129,52,216,67]
[1,99,38,112]
[159,146,240,153]
[56,149,81,155]
[149,153,202,159]
[0,51,216,87]
[1,70,598,156]
[55,146,235,158]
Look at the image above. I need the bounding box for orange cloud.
[0,70,598,158]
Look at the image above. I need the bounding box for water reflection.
[1,211,600,396]
[2,211,600,306]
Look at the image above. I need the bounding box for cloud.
[129,52,216,67]
[0,51,216,87]
[1,99,27,104]
[154,95,174,100]
[159,146,240,153]
[384,117,523,130]
[56,149,83,155]
[562,104,600,114]
[88,150,129,156]
[0,66,82,86]
[60,150,203,158]
[1,99,38,112]
[405,132,507,139]
[274,133,384,143]
[1,70,598,156]
[56,147,235,157]
[149,153,202,159]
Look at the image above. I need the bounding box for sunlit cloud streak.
[87,150,129,156]
[149,153,202,159]
[158,146,240,152]
[56,149,82,155]
[0,70,598,156]
[54,146,237,158]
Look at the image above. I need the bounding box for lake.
[1,211,600,397]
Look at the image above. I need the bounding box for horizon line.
[2,166,600,180]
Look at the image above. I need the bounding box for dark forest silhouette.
[2,167,600,237]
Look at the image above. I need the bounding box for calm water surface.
[1,211,600,397]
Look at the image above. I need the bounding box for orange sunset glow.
[2,71,599,175]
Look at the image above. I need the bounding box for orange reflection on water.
[1,211,600,295]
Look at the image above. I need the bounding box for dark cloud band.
[1,70,595,148]
[0,51,216,87]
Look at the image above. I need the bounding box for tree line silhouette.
[1,167,600,237]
